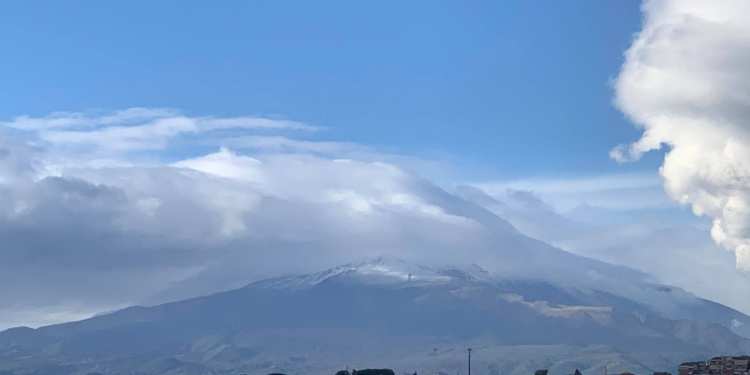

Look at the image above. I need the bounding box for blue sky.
[0,1,661,179]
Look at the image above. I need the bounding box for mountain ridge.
[2,256,750,375]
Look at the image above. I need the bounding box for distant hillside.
[0,257,748,375]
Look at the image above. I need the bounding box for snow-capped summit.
[250,255,511,291]
[250,255,453,290]
[437,263,501,284]
[7,255,750,375]
[345,255,449,283]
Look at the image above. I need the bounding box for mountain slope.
[1,257,749,375]
[455,186,750,339]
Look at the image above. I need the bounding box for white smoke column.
[612,0,750,271]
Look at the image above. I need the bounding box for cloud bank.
[2,89,746,331]
[613,0,750,270]
[0,109,521,329]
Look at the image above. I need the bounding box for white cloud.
[489,173,663,193]
[173,147,265,183]
[0,113,499,329]
[0,108,180,131]
[202,117,317,131]
[223,135,368,154]
[2,108,319,153]
[41,117,198,150]
[613,0,750,271]
[473,172,670,211]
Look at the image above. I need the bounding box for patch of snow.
[438,264,501,284]
[251,255,452,290]
[352,255,449,283]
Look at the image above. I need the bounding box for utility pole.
[467,348,472,375]
[433,346,438,375]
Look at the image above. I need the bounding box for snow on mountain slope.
[247,256,648,317]
[437,263,500,285]
[248,255,750,339]
[3,255,750,375]
[250,255,452,290]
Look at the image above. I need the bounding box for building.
[679,361,708,375]
[678,356,750,375]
